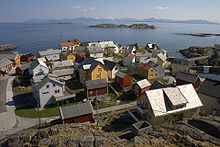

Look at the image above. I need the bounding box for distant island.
[52,22,80,24]
[175,33,220,37]
[90,23,156,29]
[0,44,18,52]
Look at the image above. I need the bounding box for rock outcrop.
[0,44,18,52]
[90,23,156,29]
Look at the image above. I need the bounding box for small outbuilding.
[132,79,151,97]
[59,102,95,124]
[176,71,200,89]
[84,79,108,98]
[16,63,30,76]
[115,71,132,87]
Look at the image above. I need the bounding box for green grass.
[15,102,78,118]
[12,86,32,94]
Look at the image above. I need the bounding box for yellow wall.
[66,53,76,62]
[14,55,21,67]
[91,64,108,80]
[147,67,156,80]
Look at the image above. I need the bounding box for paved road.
[0,76,9,113]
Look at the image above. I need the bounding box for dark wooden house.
[20,53,35,62]
[115,71,132,87]
[84,79,108,98]
[16,63,30,76]
[176,71,200,89]
[59,102,94,124]
[132,79,151,97]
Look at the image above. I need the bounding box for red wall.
[85,87,108,97]
[21,56,34,62]
[115,74,132,87]
[64,113,94,124]
[132,84,150,97]
[176,78,200,89]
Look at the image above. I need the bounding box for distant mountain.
[25,17,219,25]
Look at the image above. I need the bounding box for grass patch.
[12,86,32,94]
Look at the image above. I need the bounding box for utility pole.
[37,102,42,129]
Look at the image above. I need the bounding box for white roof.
[38,59,48,68]
[163,87,188,106]
[157,53,167,62]
[95,57,114,64]
[89,41,116,48]
[143,84,203,117]
[83,64,91,70]
[136,79,151,89]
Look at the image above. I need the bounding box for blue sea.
[0,21,220,58]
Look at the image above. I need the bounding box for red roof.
[59,42,74,47]
[68,39,80,44]
[128,54,135,59]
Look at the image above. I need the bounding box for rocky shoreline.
[90,23,156,29]
[0,44,18,52]
[176,33,220,37]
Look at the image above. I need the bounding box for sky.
[0,0,220,22]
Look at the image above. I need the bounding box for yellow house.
[79,58,108,84]
[61,50,76,62]
[136,84,203,126]
[138,63,156,80]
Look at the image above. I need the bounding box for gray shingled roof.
[38,49,61,57]
[17,63,30,71]
[115,71,128,78]
[197,79,220,99]
[0,54,17,60]
[60,102,93,120]
[86,46,103,53]
[0,58,13,68]
[176,71,199,83]
[104,60,117,70]
[85,79,108,90]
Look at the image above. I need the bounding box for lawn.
[12,86,32,94]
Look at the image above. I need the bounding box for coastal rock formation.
[176,33,220,37]
[0,44,18,52]
[90,23,156,29]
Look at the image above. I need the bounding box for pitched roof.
[52,69,74,77]
[143,84,203,117]
[85,79,108,90]
[60,102,94,120]
[23,53,34,58]
[17,63,30,71]
[30,59,48,69]
[86,46,103,54]
[38,49,61,57]
[115,71,128,78]
[136,79,151,89]
[150,81,165,90]
[197,79,220,99]
[128,54,136,59]
[0,54,18,60]
[0,58,13,68]
[157,53,167,62]
[104,60,117,70]
[59,42,74,47]
[52,60,73,69]
[176,71,199,83]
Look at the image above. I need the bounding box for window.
[191,109,196,114]
[164,117,169,122]
[150,74,154,77]
[43,92,49,95]
[55,90,60,94]
[98,68,102,72]
[46,85,49,88]
[53,84,56,87]
[151,70,154,72]
[97,74,100,78]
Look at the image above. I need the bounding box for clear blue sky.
[0,0,220,22]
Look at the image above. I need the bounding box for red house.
[15,63,30,76]
[20,53,35,62]
[84,79,108,98]
[132,79,151,97]
[59,102,95,124]
[0,58,14,77]
[115,71,132,87]
[176,71,200,89]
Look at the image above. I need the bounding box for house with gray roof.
[29,59,49,76]
[59,102,94,124]
[84,78,108,98]
[37,49,61,58]
[85,45,104,58]
[0,58,14,76]
[148,61,165,78]
[176,71,200,89]
[197,79,220,115]
[31,74,65,108]
[16,63,30,76]
[115,71,132,87]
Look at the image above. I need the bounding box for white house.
[123,45,136,54]
[104,60,120,79]
[88,41,119,53]
[59,42,75,51]
[31,74,65,108]
[29,59,49,76]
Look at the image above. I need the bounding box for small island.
[0,43,18,52]
[52,22,80,24]
[175,33,220,37]
[90,23,156,29]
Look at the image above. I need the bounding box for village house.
[31,74,65,108]
[135,52,151,63]
[37,49,61,58]
[176,71,200,89]
[132,79,151,97]
[61,50,76,62]
[29,59,49,76]
[84,79,108,98]
[156,53,167,67]
[16,63,30,76]
[145,43,159,52]
[171,58,190,74]
[197,79,220,115]
[139,57,157,64]
[123,45,136,54]
[148,61,165,78]
[115,71,132,87]
[52,60,74,80]
[59,102,94,124]
[85,45,104,58]
[59,42,75,51]
[137,84,203,126]
[68,38,81,46]
[88,41,119,53]
[122,54,136,66]
[138,63,157,80]
[127,63,138,75]
[79,57,108,84]
[0,53,21,67]
[20,53,35,63]
[0,58,14,76]
[73,46,87,58]
[103,60,120,79]
[152,48,167,58]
